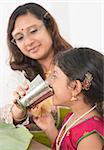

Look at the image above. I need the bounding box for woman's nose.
[24,36,34,46]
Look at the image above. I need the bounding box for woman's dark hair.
[55,47,104,117]
[7,3,72,81]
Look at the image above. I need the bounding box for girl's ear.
[74,80,82,96]
[68,80,82,96]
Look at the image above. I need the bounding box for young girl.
[31,47,103,149]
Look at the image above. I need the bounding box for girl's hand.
[30,107,55,132]
[30,107,58,144]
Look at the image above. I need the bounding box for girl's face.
[50,65,73,106]
[12,12,53,61]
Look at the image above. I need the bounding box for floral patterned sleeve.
[0,104,13,123]
[0,104,30,127]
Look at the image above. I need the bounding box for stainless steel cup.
[17,74,53,108]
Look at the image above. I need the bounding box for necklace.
[56,105,96,150]
[44,58,54,79]
[45,70,52,78]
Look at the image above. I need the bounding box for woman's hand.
[11,81,29,122]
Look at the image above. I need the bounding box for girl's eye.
[51,74,57,80]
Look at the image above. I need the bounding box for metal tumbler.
[17,74,53,108]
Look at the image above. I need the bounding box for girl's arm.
[44,121,58,145]
[32,109,58,145]
[77,133,103,150]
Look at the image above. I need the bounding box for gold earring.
[70,93,77,101]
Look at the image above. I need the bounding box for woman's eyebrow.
[12,30,23,37]
[12,24,37,36]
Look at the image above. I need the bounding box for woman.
[5,2,72,146]
[7,2,72,81]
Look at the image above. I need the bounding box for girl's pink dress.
[52,112,104,150]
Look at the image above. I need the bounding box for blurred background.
[0,0,104,106]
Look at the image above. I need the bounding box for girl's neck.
[70,103,98,118]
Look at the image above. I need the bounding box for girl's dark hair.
[56,47,104,117]
[7,3,72,81]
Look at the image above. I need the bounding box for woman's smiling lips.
[28,46,40,53]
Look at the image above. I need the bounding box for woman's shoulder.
[0,104,13,123]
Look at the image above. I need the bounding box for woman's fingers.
[13,91,21,100]
[22,81,29,90]
[13,82,29,101]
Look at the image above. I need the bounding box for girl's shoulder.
[70,116,104,146]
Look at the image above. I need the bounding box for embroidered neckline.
[70,115,102,129]
[56,105,96,149]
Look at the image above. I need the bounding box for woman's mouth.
[29,46,39,53]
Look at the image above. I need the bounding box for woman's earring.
[70,93,77,101]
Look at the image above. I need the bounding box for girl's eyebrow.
[53,70,58,75]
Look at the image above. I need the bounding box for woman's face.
[50,65,73,106]
[12,12,53,61]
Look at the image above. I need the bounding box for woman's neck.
[38,53,54,74]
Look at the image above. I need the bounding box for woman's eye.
[16,36,23,41]
[14,34,23,41]
[30,29,38,33]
